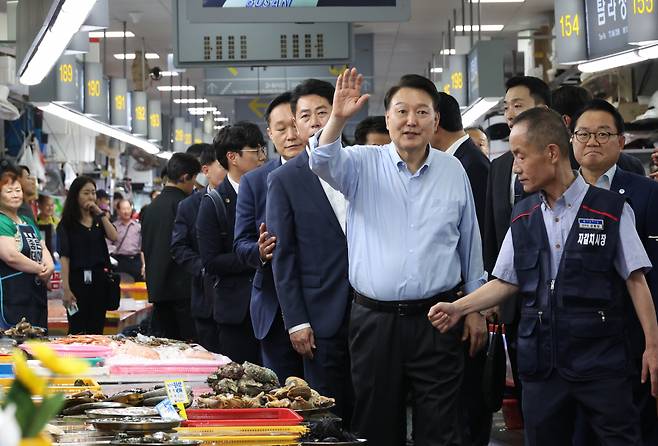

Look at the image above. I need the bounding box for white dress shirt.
[228,173,240,195]
[445,134,470,157]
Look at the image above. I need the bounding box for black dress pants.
[68,268,107,335]
[217,311,261,364]
[260,312,304,384]
[150,299,197,341]
[194,316,221,353]
[349,301,464,446]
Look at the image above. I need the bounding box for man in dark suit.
[483,76,552,411]
[266,79,353,423]
[431,92,490,445]
[551,85,646,175]
[572,99,658,446]
[196,123,265,364]
[234,92,306,382]
[170,144,226,352]
[142,152,200,341]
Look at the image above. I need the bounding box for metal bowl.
[91,418,181,433]
[86,407,159,419]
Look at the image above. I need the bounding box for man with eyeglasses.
[571,99,658,446]
[196,122,266,364]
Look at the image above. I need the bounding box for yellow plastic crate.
[177,435,300,445]
[0,376,100,394]
[121,282,148,300]
[176,426,308,437]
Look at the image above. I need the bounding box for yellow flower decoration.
[26,342,88,376]
[12,350,46,396]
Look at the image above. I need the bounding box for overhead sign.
[444,56,467,107]
[131,91,148,136]
[84,63,108,122]
[188,0,410,23]
[184,121,193,146]
[467,40,505,106]
[203,34,373,96]
[628,0,658,45]
[175,1,351,67]
[55,55,83,112]
[173,117,187,152]
[554,0,588,64]
[585,0,631,58]
[148,100,162,143]
[110,78,129,128]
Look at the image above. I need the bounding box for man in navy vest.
[571,99,658,445]
[429,107,658,446]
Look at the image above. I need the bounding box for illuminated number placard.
[87,80,101,97]
[115,95,126,110]
[175,129,184,142]
[184,133,192,145]
[451,72,463,90]
[443,84,450,94]
[59,64,73,83]
[135,106,146,121]
[149,114,161,128]
[633,0,654,14]
[559,14,581,37]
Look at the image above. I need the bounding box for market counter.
[47,297,152,336]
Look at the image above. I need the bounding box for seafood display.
[199,362,335,410]
[61,385,193,415]
[2,318,46,338]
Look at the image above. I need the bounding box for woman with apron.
[57,176,118,334]
[0,169,55,330]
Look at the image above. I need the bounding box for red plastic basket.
[183,408,303,426]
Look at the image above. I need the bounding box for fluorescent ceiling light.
[469,0,524,3]
[440,49,456,55]
[631,40,658,46]
[19,0,98,86]
[145,53,159,59]
[637,45,658,59]
[156,151,173,160]
[213,110,222,115]
[215,117,229,122]
[454,25,504,32]
[114,53,136,60]
[214,125,226,130]
[161,71,180,77]
[157,85,195,92]
[461,97,501,127]
[38,102,160,154]
[430,67,443,74]
[174,98,208,104]
[89,31,135,38]
[188,107,217,115]
[577,49,647,73]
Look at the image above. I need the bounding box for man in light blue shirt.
[309,68,486,446]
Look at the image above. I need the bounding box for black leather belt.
[353,285,461,317]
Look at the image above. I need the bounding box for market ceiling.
[100,0,555,118]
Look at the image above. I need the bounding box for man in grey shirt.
[429,107,658,446]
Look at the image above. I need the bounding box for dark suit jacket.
[234,158,282,340]
[453,137,490,237]
[171,190,212,319]
[141,186,191,303]
[266,150,350,339]
[611,167,658,358]
[617,152,645,176]
[196,176,254,325]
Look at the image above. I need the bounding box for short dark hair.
[290,79,334,115]
[186,143,206,160]
[113,191,123,201]
[570,98,625,134]
[265,92,292,125]
[198,143,217,166]
[37,194,53,206]
[551,85,593,120]
[18,165,30,176]
[437,92,463,132]
[354,116,388,145]
[385,74,440,112]
[166,152,201,184]
[513,107,570,158]
[213,121,266,170]
[505,76,551,107]
[96,189,109,200]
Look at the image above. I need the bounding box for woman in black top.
[57,177,118,334]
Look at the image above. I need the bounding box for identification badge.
[83,270,92,284]
[155,398,182,421]
[578,218,604,230]
[164,379,188,420]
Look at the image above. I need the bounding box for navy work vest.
[510,185,630,382]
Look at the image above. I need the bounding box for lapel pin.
[224,198,230,204]
[619,189,625,194]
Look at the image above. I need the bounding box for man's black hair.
[513,107,571,158]
[505,76,552,107]
[96,189,109,200]
[290,79,335,115]
[185,143,206,160]
[213,121,266,170]
[113,191,123,201]
[265,92,292,125]
[570,98,625,134]
[437,92,463,132]
[197,143,217,166]
[166,152,201,184]
[18,165,30,176]
[384,74,440,112]
[354,116,388,145]
[551,85,593,120]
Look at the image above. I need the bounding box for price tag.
[164,379,188,420]
[155,398,182,421]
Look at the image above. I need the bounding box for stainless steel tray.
[63,402,128,416]
[86,407,159,418]
[301,440,366,445]
[110,440,201,446]
[91,418,181,433]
